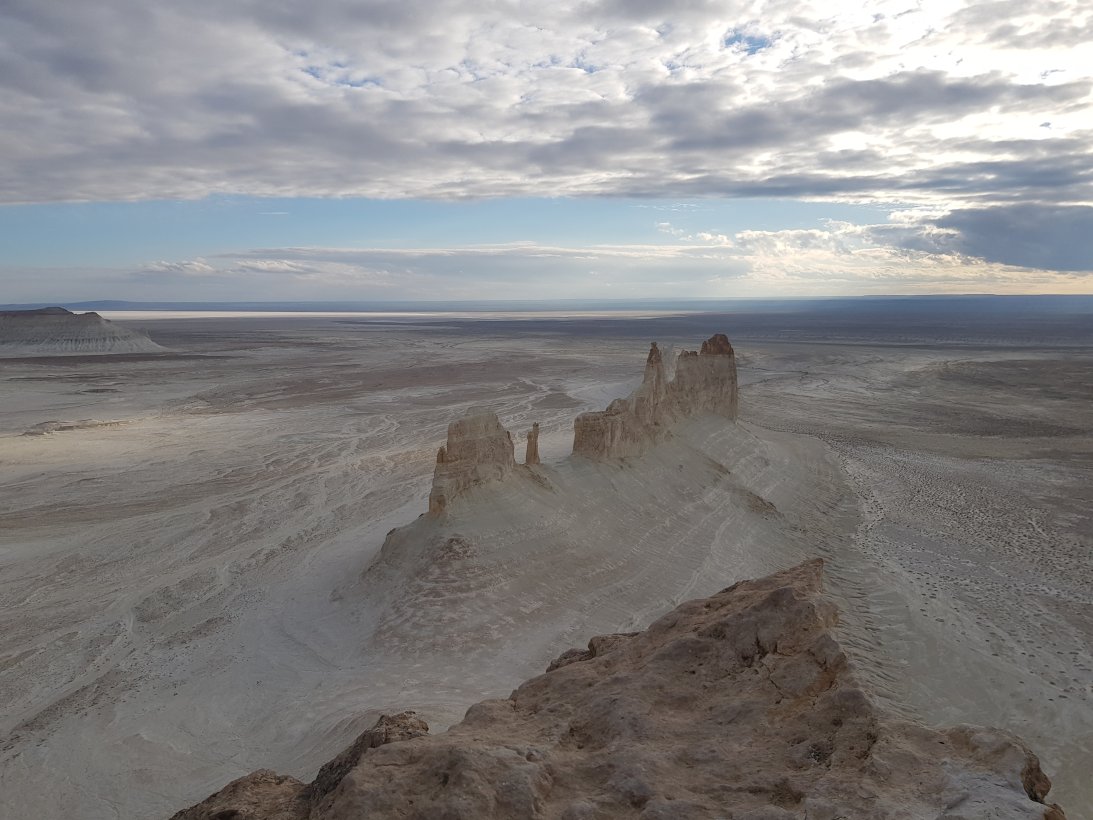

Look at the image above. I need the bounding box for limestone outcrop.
[525,422,541,466]
[169,560,1066,819]
[0,306,166,356]
[424,335,737,512]
[573,333,738,459]
[428,410,516,515]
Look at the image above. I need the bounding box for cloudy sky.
[2,0,1091,301]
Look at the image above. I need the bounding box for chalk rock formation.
[0,307,165,356]
[525,422,541,466]
[573,334,737,459]
[170,560,1066,820]
[428,410,516,515]
[672,332,739,418]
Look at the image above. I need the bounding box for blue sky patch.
[724,30,773,55]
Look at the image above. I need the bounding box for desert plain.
[1,300,1091,818]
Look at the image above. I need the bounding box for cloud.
[113,242,753,300]
[5,210,1087,303]
[228,259,315,273]
[936,205,1093,271]
[0,0,1090,211]
[3,0,1091,289]
[112,215,1089,302]
[141,258,217,276]
[656,221,732,245]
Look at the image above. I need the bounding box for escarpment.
[170,560,1066,819]
[361,333,795,658]
[169,335,1068,817]
[573,333,738,459]
[425,334,740,516]
[0,306,166,356]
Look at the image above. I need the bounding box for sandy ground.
[1,312,1090,818]
[739,342,1093,812]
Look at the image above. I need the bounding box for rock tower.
[572,333,737,460]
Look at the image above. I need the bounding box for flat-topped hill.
[0,307,166,357]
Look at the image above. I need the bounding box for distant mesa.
[0,306,166,357]
[170,560,1067,819]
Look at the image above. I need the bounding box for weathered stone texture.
[428,410,516,515]
[170,560,1066,820]
[573,334,738,459]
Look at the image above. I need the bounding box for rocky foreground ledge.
[170,560,1065,819]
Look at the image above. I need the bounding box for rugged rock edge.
[573,333,738,460]
[168,559,1066,819]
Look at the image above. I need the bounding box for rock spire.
[573,333,738,459]
[525,422,540,466]
[426,334,738,512]
[427,410,516,515]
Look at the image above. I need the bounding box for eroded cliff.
[423,335,739,514]
[573,333,738,459]
[428,410,517,515]
[0,307,166,356]
[170,560,1065,819]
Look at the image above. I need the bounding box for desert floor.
[1,309,1090,818]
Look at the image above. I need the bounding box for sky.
[1,0,1091,302]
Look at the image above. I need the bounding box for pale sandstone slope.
[355,335,819,674]
[171,560,1065,819]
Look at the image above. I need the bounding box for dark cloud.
[583,0,734,22]
[949,0,1093,49]
[665,71,1090,152]
[937,205,1093,272]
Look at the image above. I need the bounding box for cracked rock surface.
[169,560,1065,819]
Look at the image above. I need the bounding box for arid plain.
[1,303,1091,818]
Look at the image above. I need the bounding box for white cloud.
[2,0,1091,293]
[657,221,733,245]
[117,213,1090,301]
[141,258,217,276]
[0,0,1089,208]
